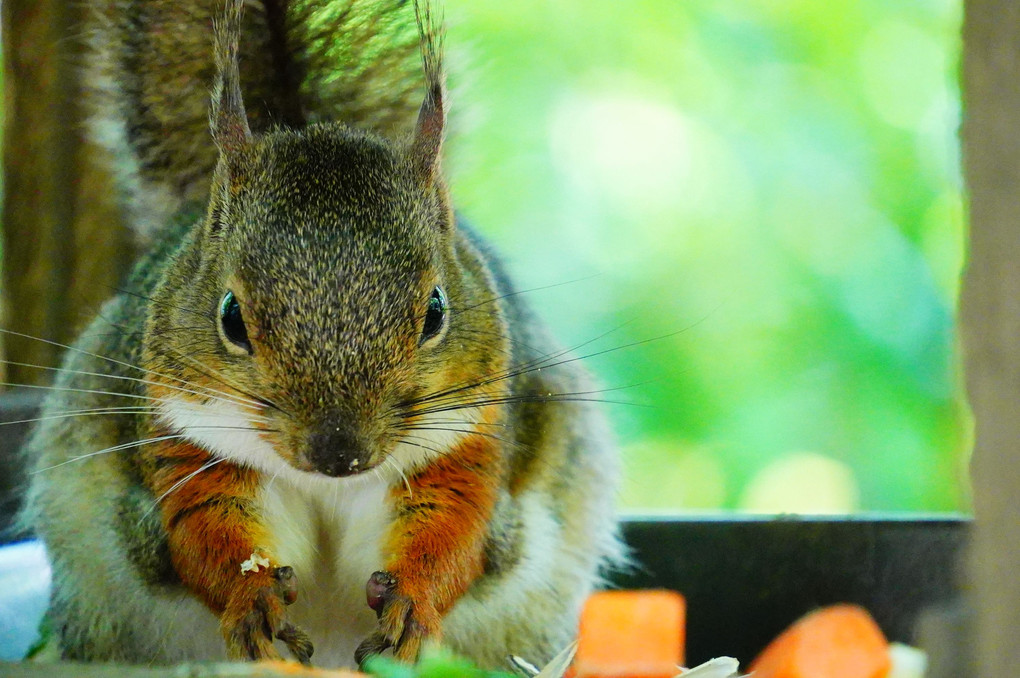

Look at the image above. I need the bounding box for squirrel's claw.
[277,620,314,664]
[355,630,391,667]
[356,570,437,667]
[224,586,285,662]
[222,565,314,664]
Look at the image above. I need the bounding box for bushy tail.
[87,0,425,240]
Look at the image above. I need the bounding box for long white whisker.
[2,359,267,411]
[1,407,159,427]
[398,434,452,457]
[140,457,226,523]
[169,351,285,413]
[30,434,186,474]
[0,382,269,426]
[28,419,271,475]
[0,380,167,402]
[384,456,413,498]
[178,425,275,432]
[2,402,272,427]
[371,454,401,497]
[404,426,522,449]
[266,466,283,495]
[396,315,680,419]
[418,418,509,428]
[0,328,265,410]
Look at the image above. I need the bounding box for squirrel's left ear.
[211,0,252,162]
[409,1,445,184]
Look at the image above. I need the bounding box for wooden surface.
[960,0,1020,675]
[1,0,132,387]
[0,661,364,678]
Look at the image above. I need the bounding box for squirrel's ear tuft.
[409,1,446,183]
[211,0,252,160]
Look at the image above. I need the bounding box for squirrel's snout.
[306,424,373,478]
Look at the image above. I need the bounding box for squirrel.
[22,0,622,670]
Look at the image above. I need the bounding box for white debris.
[509,641,577,678]
[534,641,577,678]
[240,551,270,575]
[677,657,742,677]
[888,642,927,678]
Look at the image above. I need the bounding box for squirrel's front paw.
[221,565,314,664]
[354,570,440,666]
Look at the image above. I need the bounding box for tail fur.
[86,0,425,240]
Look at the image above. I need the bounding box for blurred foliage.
[443,0,968,512]
[364,647,515,678]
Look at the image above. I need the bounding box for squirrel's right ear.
[210,0,252,163]
[409,1,446,184]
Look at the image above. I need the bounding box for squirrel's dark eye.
[219,290,252,354]
[421,286,447,343]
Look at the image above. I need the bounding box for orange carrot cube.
[749,604,891,678]
[574,590,686,678]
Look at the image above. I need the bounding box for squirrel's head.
[144,0,508,483]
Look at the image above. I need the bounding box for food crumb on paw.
[240,551,270,574]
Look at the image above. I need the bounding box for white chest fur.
[156,393,489,667]
[257,473,394,669]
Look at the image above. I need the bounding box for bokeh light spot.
[739,452,860,514]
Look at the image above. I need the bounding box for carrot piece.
[749,604,891,678]
[574,590,686,678]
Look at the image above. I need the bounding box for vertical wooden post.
[961,0,1020,674]
[1,1,131,387]
[2,0,76,382]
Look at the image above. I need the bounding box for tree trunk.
[961,0,1020,674]
[1,0,132,388]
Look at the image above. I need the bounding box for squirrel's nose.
[307,424,371,477]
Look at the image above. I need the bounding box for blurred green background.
[0,0,967,513]
[442,0,968,513]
